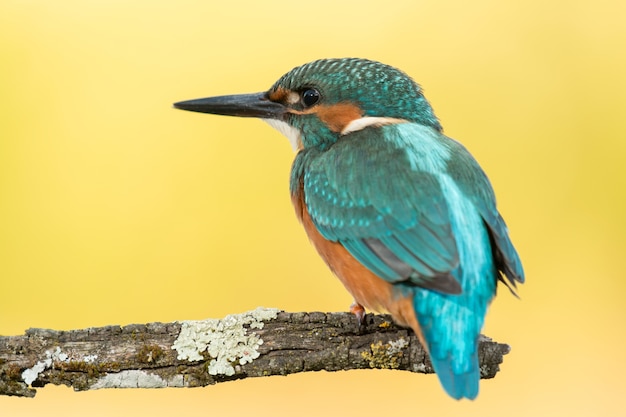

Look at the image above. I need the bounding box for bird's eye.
[301,88,320,107]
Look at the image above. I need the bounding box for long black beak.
[173,92,285,119]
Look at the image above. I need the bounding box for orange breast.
[292,186,424,344]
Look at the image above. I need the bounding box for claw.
[350,302,366,331]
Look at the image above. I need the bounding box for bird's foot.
[350,302,367,332]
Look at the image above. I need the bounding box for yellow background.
[1,0,625,415]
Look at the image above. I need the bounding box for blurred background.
[1,0,625,415]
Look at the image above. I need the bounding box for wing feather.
[302,123,461,293]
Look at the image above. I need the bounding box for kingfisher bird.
[174,58,524,400]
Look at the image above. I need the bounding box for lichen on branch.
[0,309,510,398]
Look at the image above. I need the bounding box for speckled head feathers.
[269,58,442,131]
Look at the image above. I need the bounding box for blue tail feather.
[413,174,496,400]
[414,286,485,400]
[430,347,479,400]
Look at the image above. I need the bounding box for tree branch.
[0,308,510,398]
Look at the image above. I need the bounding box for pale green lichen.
[387,338,409,354]
[361,337,409,369]
[413,362,428,373]
[83,354,98,363]
[21,346,70,385]
[171,307,280,376]
[91,370,185,389]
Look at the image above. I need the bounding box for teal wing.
[299,123,462,294]
[445,139,525,288]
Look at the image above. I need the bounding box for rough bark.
[0,309,510,398]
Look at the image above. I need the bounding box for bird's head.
[174,58,441,151]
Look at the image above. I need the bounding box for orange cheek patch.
[289,102,364,133]
[268,88,289,102]
[315,103,363,133]
[269,88,299,105]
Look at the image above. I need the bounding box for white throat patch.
[263,116,408,151]
[341,116,408,135]
[263,119,302,152]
